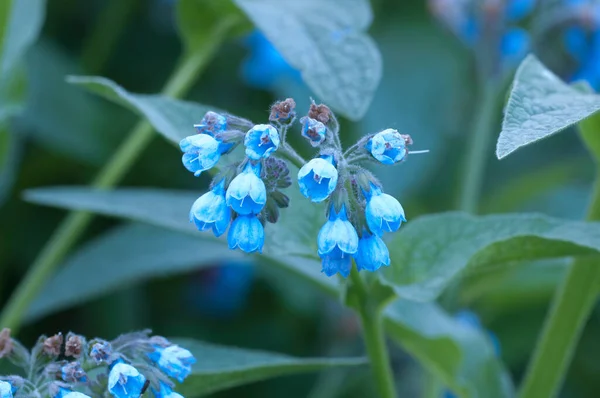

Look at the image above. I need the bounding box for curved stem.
[518,168,600,398]
[457,82,499,213]
[350,270,397,398]
[0,25,232,332]
[280,143,306,169]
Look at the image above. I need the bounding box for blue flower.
[500,28,530,67]
[364,184,405,235]
[90,340,112,364]
[55,389,91,398]
[0,381,12,398]
[180,134,223,177]
[152,382,183,398]
[148,345,196,383]
[301,117,327,147]
[366,129,407,165]
[227,215,264,253]
[190,180,231,237]
[61,362,88,383]
[193,111,227,136]
[297,156,338,203]
[317,205,359,277]
[108,360,146,398]
[355,231,391,272]
[226,162,267,215]
[244,124,280,160]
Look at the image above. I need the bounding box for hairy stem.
[0,25,232,332]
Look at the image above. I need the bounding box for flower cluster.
[181,109,292,254]
[180,99,425,278]
[0,328,195,398]
[429,0,535,76]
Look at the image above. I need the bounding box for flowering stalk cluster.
[180,99,425,278]
[0,328,195,398]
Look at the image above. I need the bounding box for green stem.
[518,168,600,398]
[458,82,499,213]
[350,270,397,398]
[0,27,231,332]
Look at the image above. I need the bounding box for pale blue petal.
[297,158,338,202]
[355,233,390,272]
[244,124,280,160]
[227,215,264,253]
[321,247,353,277]
[368,129,406,164]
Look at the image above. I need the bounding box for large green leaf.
[24,224,246,322]
[176,338,366,397]
[497,55,600,159]
[67,76,213,144]
[233,0,382,120]
[380,212,600,301]
[385,300,514,398]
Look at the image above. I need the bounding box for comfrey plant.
[0,329,195,398]
[179,99,427,277]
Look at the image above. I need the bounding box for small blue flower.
[193,111,227,136]
[355,231,391,272]
[108,360,146,398]
[500,27,530,67]
[317,205,359,277]
[180,134,223,177]
[364,184,406,236]
[90,340,112,364]
[152,382,183,398]
[0,381,12,398]
[148,345,196,383]
[244,124,280,160]
[366,129,407,165]
[227,215,265,253]
[226,162,267,215]
[190,180,231,237]
[61,362,88,383]
[297,156,338,203]
[301,117,327,147]
[55,389,91,398]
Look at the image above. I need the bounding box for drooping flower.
[193,111,227,136]
[226,162,267,215]
[317,205,359,277]
[107,360,146,398]
[54,388,91,398]
[148,345,196,383]
[0,381,12,398]
[151,382,184,398]
[366,129,407,165]
[301,117,327,147]
[244,124,280,160]
[227,215,265,253]
[354,231,391,272]
[179,134,222,177]
[61,361,87,383]
[297,156,338,202]
[189,179,231,237]
[364,184,406,236]
[89,340,112,364]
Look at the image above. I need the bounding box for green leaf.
[67,76,214,144]
[24,187,336,296]
[579,111,600,162]
[24,224,246,322]
[233,0,382,120]
[385,300,514,398]
[380,212,600,301]
[497,55,600,159]
[176,338,366,397]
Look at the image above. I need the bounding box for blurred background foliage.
[0,0,598,396]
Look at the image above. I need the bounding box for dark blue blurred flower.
[241,31,302,89]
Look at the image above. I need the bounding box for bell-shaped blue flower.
[148,345,196,383]
[365,184,406,235]
[227,215,264,253]
[108,360,146,398]
[301,117,327,147]
[180,134,222,177]
[297,156,338,203]
[0,381,12,398]
[190,180,231,237]
[152,382,183,398]
[55,389,91,398]
[226,162,267,215]
[355,231,390,272]
[244,124,280,160]
[193,111,227,136]
[366,129,407,165]
[317,205,358,277]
